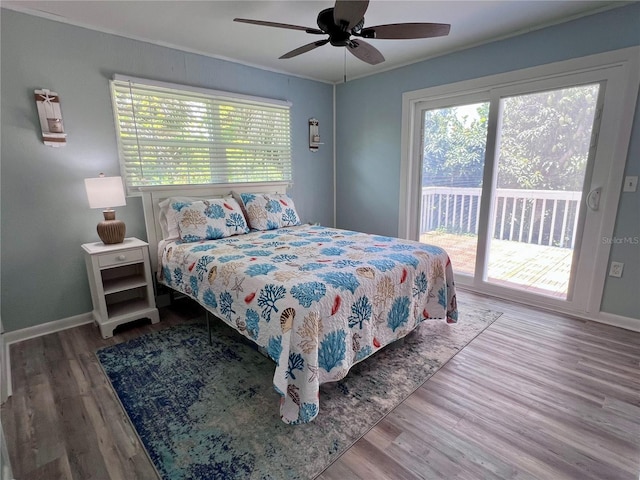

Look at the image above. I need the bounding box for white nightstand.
[82,237,159,338]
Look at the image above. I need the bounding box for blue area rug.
[96,305,501,479]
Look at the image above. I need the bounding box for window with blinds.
[110,76,292,192]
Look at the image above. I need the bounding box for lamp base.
[98,210,126,244]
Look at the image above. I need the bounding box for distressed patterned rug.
[97,306,501,480]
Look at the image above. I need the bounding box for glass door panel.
[486,84,600,298]
[419,102,489,276]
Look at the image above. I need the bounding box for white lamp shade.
[84,176,126,209]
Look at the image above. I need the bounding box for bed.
[141,182,457,424]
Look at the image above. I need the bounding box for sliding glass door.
[415,77,604,307]
[401,49,639,316]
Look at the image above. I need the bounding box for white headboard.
[140,181,290,273]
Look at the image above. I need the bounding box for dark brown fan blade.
[333,0,369,30]
[234,18,324,35]
[359,23,451,39]
[347,39,384,65]
[280,39,330,59]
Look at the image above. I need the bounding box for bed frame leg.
[206,311,212,346]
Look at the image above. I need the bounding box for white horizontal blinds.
[110,78,292,191]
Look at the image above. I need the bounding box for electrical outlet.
[609,261,624,278]
[623,175,638,192]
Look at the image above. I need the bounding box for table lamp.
[84,173,127,244]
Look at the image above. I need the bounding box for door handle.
[586,187,601,211]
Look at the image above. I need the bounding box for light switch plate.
[623,175,638,192]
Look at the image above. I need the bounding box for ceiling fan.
[234,0,450,66]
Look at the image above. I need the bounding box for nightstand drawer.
[98,248,144,268]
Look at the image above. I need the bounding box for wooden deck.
[421,232,573,298]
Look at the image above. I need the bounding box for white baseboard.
[458,286,640,332]
[4,312,94,346]
[0,341,8,402]
[594,311,640,333]
[2,350,10,400]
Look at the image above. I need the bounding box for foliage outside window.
[110,76,292,193]
[422,85,598,191]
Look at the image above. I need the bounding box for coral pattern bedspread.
[158,224,457,424]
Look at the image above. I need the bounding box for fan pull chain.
[344,48,347,83]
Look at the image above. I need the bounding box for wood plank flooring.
[2,292,639,480]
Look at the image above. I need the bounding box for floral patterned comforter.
[159,224,457,424]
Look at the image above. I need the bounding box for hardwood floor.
[2,292,639,480]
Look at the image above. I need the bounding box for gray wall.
[335,4,640,320]
[1,9,334,332]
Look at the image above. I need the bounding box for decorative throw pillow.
[173,196,249,242]
[239,193,301,230]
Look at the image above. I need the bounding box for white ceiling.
[2,1,627,83]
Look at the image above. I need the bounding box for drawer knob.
[116,255,127,261]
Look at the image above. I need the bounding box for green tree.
[421,84,599,191]
[497,85,598,190]
[422,102,488,188]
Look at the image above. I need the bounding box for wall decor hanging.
[34,88,67,147]
[309,118,323,152]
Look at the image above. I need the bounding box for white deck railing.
[420,186,583,249]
